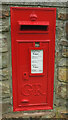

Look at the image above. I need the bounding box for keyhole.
[24,73,26,76]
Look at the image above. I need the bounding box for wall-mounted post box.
[11,7,56,111]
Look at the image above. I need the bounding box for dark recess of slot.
[20,25,48,31]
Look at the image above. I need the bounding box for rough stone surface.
[57,8,67,20]
[1,80,10,98]
[0,18,9,32]
[58,67,68,82]
[0,68,9,81]
[0,10,9,19]
[2,110,56,119]
[56,26,66,40]
[0,33,8,53]
[66,22,68,39]
[58,13,68,20]
[55,97,68,107]
[59,39,68,46]
[0,53,2,68]
[2,52,9,68]
[1,102,11,114]
[55,106,67,118]
[58,58,68,67]
[1,2,67,7]
[56,81,68,99]
[62,46,68,57]
[56,20,65,28]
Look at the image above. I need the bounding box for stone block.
[0,68,9,81]
[1,101,11,114]
[0,53,2,68]
[56,81,68,99]
[55,106,67,118]
[0,52,9,69]
[0,33,8,53]
[2,52,9,68]
[55,97,68,107]
[56,27,65,40]
[62,46,68,57]
[58,58,68,67]
[2,110,56,119]
[0,80,10,98]
[58,67,68,82]
[0,19,10,32]
[58,13,68,20]
[0,10,9,19]
[58,8,68,20]
[66,22,68,39]
[59,39,68,46]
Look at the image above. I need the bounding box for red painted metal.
[10,7,56,112]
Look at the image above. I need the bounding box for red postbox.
[10,7,56,111]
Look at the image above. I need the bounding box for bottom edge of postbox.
[13,106,53,112]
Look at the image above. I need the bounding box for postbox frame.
[10,7,56,112]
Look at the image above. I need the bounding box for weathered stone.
[0,33,8,53]
[0,102,2,120]
[58,13,68,20]
[58,58,68,67]
[2,110,56,119]
[1,102,11,114]
[0,69,2,81]
[56,20,64,28]
[0,18,9,32]
[56,81,68,99]
[61,111,68,119]
[1,2,67,7]
[0,52,8,68]
[0,53,2,68]
[0,68,9,81]
[62,46,68,57]
[58,67,68,82]
[0,80,10,98]
[0,10,9,19]
[2,52,8,68]
[55,97,68,107]
[59,39,68,46]
[55,106,67,118]
[66,22,68,39]
[56,27,65,40]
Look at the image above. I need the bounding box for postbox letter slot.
[18,21,49,32]
[20,25,48,31]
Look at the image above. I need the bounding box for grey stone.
[0,18,9,32]
[55,97,68,107]
[0,52,9,69]
[0,68,9,80]
[58,67,68,82]
[56,27,66,40]
[0,33,8,53]
[2,52,9,68]
[1,102,11,114]
[56,81,68,99]
[1,2,67,7]
[0,80,10,98]
[59,39,68,46]
[56,20,64,28]
[58,58,68,67]
[62,46,68,57]
[0,53,2,68]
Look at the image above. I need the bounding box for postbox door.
[11,7,56,111]
[15,40,49,110]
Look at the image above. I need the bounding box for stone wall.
[0,2,68,119]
